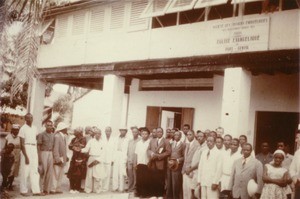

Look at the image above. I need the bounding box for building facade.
[34,0,299,152]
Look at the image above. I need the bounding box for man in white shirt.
[197,136,222,199]
[223,134,232,151]
[81,128,105,193]
[219,138,242,198]
[135,128,151,197]
[215,127,224,138]
[216,137,224,151]
[112,127,129,192]
[102,126,117,191]
[19,113,44,196]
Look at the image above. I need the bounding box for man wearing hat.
[102,126,117,192]
[166,130,185,199]
[19,113,44,196]
[4,124,21,190]
[37,120,55,194]
[51,122,68,194]
[112,126,129,192]
[81,128,105,193]
[229,143,263,199]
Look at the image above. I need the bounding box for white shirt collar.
[157,137,163,144]
[188,138,195,145]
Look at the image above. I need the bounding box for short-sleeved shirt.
[37,132,54,151]
[18,124,38,145]
[135,139,150,165]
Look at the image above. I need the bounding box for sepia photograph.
[0,0,299,199]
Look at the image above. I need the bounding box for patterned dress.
[261,164,288,199]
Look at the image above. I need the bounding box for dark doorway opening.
[255,111,299,155]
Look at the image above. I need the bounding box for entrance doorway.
[255,111,299,155]
[145,106,194,132]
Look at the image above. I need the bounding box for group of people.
[1,113,300,199]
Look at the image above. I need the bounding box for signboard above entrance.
[208,16,270,54]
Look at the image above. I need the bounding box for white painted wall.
[71,73,299,146]
[37,9,299,68]
[248,73,300,144]
[221,68,252,139]
[72,83,128,137]
[72,90,105,129]
[127,75,224,132]
[126,73,299,145]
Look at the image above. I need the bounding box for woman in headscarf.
[261,149,292,199]
[4,124,21,190]
[67,127,88,193]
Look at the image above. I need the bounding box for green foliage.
[53,94,73,114]
[52,93,73,127]
[1,75,28,109]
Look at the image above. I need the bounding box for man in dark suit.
[182,130,200,199]
[229,143,263,199]
[147,127,171,198]
[166,130,185,199]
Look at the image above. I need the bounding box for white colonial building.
[32,0,299,152]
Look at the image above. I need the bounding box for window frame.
[194,0,228,9]
[166,0,199,14]
[140,0,173,18]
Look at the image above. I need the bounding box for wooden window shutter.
[89,6,105,33]
[55,15,69,38]
[128,0,149,31]
[110,2,125,30]
[72,11,86,35]
[145,106,161,131]
[181,108,194,129]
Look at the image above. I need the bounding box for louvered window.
[194,0,228,8]
[55,15,68,38]
[90,6,105,33]
[141,0,172,17]
[72,11,86,35]
[128,0,149,31]
[110,2,125,30]
[166,0,198,14]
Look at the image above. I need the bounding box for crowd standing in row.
[1,113,300,199]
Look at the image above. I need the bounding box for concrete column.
[220,67,252,138]
[102,75,125,136]
[29,78,46,131]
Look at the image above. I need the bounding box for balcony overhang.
[38,49,299,90]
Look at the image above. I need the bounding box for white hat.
[56,122,68,132]
[247,179,258,197]
[119,126,128,131]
